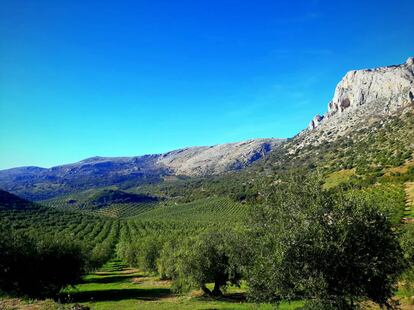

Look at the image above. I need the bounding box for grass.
[64,260,411,310]
[62,260,304,310]
[386,159,414,176]
[323,169,355,189]
[0,298,59,310]
[404,182,414,219]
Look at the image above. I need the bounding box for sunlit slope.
[136,197,248,222]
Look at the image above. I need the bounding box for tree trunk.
[211,281,223,296]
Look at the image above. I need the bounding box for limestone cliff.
[301,57,414,149]
[310,57,414,130]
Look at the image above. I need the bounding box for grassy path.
[64,260,303,310]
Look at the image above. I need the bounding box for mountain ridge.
[0,138,284,200]
[1,56,413,201]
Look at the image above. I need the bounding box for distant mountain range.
[1,57,413,201]
[0,138,283,200]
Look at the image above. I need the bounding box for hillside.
[123,57,414,211]
[42,188,161,218]
[1,58,413,210]
[1,57,414,309]
[252,58,414,177]
[0,138,283,201]
[0,189,39,211]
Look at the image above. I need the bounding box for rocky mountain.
[265,57,414,182]
[302,57,414,150]
[157,138,282,175]
[0,138,283,200]
[1,57,413,202]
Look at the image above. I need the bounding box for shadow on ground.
[64,288,172,303]
[81,274,142,284]
[194,292,247,304]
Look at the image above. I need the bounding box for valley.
[1,57,414,309]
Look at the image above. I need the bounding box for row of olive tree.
[118,178,410,309]
[0,225,98,298]
[117,228,246,296]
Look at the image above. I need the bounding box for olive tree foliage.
[400,224,414,294]
[163,229,247,296]
[116,236,163,274]
[247,176,407,309]
[157,239,180,280]
[0,225,89,298]
[139,236,163,273]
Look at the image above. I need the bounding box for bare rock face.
[308,114,324,130]
[326,57,414,117]
[157,138,284,176]
[300,57,414,149]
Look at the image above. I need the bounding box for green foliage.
[42,188,160,218]
[116,220,206,273]
[137,197,248,223]
[88,189,158,207]
[169,229,245,296]
[247,177,407,308]
[0,225,89,298]
[345,183,407,225]
[0,191,120,273]
[131,236,164,274]
[400,224,414,295]
[156,239,180,280]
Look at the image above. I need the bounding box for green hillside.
[41,188,161,218]
[136,197,248,222]
[1,111,414,309]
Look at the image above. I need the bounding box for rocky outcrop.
[308,57,414,131]
[297,57,414,150]
[308,114,324,130]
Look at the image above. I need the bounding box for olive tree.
[400,224,414,295]
[171,229,245,296]
[247,177,406,309]
[0,226,89,298]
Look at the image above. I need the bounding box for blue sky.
[1,0,413,169]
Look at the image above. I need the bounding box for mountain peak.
[308,57,414,132]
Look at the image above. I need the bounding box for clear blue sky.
[1,0,413,169]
